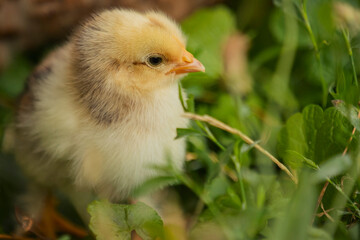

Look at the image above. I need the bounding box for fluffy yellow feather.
[11,8,204,226]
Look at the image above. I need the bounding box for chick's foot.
[15,195,88,240]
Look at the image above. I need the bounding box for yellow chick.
[11,8,204,235]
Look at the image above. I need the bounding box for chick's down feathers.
[13,8,204,212]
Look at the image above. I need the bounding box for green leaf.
[88,200,130,240]
[278,105,355,170]
[333,101,360,130]
[314,107,355,162]
[270,8,311,48]
[181,6,236,89]
[271,172,317,240]
[177,82,187,112]
[301,104,324,159]
[186,94,195,113]
[0,55,32,98]
[175,128,204,139]
[278,112,307,169]
[57,235,71,240]
[306,0,335,42]
[127,202,164,240]
[88,200,164,240]
[313,154,352,182]
[307,227,332,240]
[205,176,229,201]
[284,150,318,170]
[133,176,180,197]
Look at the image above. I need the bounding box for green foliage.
[278,105,356,168]
[181,6,236,95]
[0,55,32,98]
[1,1,360,240]
[314,154,352,182]
[270,8,311,48]
[88,200,164,240]
[269,172,317,240]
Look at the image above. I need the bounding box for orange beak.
[167,50,205,75]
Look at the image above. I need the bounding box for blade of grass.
[270,0,298,108]
[183,112,298,184]
[178,82,187,111]
[341,27,358,87]
[232,140,247,209]
[196,121,225,151]
[178,82,225,150]
[299,0,328,106]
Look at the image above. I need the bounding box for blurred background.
[2,0,360,239]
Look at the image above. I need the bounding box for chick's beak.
[167,50,205,75]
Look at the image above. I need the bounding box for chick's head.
[71,9,204,96]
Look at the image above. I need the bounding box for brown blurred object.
[0,0,221,71]
[334,2,360,34]
[223,32,252,96]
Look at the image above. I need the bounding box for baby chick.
[12,8,204,230]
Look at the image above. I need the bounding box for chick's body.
[14,9,204,212]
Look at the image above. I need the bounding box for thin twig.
[320,202,334,222]
[313,181,330,223]
[316,207,335,218]
[182,113,298,184]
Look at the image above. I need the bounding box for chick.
[12,8,204,230]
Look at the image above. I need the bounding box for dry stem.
[182,112,298,184]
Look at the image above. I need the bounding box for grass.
[1,0,360,239]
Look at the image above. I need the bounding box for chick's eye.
[146,55,164,67]
[149,57,162,65]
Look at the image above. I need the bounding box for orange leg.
[16,194,88,240]
[0,234,35,240]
